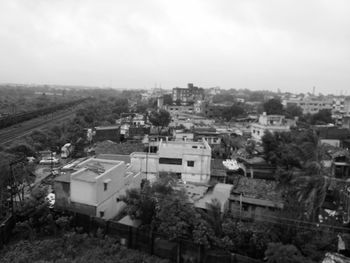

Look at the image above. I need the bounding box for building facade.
[172,83,205,103]
[130,139,211,184]
[250,113,292,141]
[284,98,333,115]
[55,157,142,219]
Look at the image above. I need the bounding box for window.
[159,158,182,165]
[100,211,104,218]
[187,161,194,167]
[192,145,198,149]
[104,182,108,191]
[176,173,181,179]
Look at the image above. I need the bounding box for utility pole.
[8,156,26,215]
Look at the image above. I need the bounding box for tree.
[1,232,170,263]
[221,135,244,159]
[149,110,171,134]
[163,94,173,105]
[310,109,333,125]
[154,191,195,240]
[263,98,283,115]
[262,129,333,221]
[285,104,303,119]
[121,183,157,225]
[265,243,312,263]
[222,104,245,121]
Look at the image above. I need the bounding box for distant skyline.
[0,0,349,95]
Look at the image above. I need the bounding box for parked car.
[39,157,60,165]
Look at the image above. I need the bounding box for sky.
[0,0,349,94]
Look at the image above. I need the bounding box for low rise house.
[250,113,292,141]
[316,127,350,148]
[194,127,221,145]
[164,105,195,114]
[130,139,211,184]
[94,125,120,143]
[236,157,276,180]
[173,130,194,141]
[169,113,215,129]
[195,183,233,212]
[229,177,283,221]
[54,156,142,219]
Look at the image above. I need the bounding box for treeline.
[121,177,335,262]
[0,185,168,263]
[0,91,132,220]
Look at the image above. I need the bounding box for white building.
[70,157,142,219]
[284,98,333,114]
[130,139,211,184]
[251,113,292,141]
[164,105,195,114]
[131,114,145,126]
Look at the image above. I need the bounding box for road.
[0,108,77,146]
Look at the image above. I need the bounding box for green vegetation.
[262,129,334,221]
[263,98,283,115]
[148,109,171,134]
[284,104,303,119]
[1,233,169,263]
[221,104,245,121]
[302,109,333,125]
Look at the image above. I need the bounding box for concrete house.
[250,113,292,141]
[130,139,211,184]
[54,156,142,219]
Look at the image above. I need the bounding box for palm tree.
[279,129,333,221]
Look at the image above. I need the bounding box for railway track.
[0,109,77,146]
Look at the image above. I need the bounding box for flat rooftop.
[72,158,123,182]
[160,140,208,149]
[95,125,120,130]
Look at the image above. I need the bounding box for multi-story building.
[284,98,333,115]
[201,102,232,118]
[172,83,205,103]
[169,113,215,129]
[54,157,142,219]
[130,139,211,184]
[250,113,292,141]
[332,97,350,125]
[164,105,195,115]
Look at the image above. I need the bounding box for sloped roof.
[195,183,233,212]
[231,176,281,202]
[54,173,71,183]
[118,215,142,228]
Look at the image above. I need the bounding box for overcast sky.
[0,0,349,94]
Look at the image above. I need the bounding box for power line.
[129,188,350,234]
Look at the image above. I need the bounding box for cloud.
[0,0,349,93]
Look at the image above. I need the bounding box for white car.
[39,157,60,165]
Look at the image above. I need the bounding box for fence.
[0,214,15,249]
[72,212,263,263]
